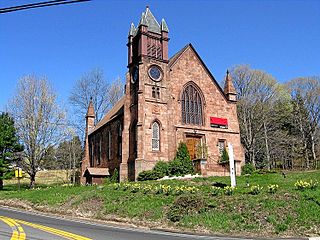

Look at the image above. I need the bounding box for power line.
[0,0,91,14]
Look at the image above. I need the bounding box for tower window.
[152,121,160,151]
[181,84,204,125]
[152,87,156,98]
[152,87,160,99]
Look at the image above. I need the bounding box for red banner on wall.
[210,117,228,128]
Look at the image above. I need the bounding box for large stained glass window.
[181,84,204,125]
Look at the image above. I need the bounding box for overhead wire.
[0,0,91,14]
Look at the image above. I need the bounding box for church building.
[81,7,244,184]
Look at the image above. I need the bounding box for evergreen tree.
[0,112,23,190]
[169,142,194,176]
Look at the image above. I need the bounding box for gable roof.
[89,96,125,135]
[169,43,229,102]
[83,167,110,177]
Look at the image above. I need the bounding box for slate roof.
[89,96,125,135]
[129,7,169,36]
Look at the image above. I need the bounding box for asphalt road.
[0,206,301,240]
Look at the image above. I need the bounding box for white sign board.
[228,143,236,187]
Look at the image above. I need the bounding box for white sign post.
[228,143,236,187]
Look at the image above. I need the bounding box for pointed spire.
[224,70,237,100]
[139,12,147,26]
[86,97,95,118]
[129,22,136,36]
[161,18,169,32]
[137,7,161,34]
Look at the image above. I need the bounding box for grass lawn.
[0,170,319,237]
[4,169,70,186]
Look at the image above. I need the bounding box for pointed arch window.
[181,84,204,125]
[152,121,160,151]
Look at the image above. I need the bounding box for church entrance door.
[186,136,202,160]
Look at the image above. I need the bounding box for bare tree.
[69,68,123,138]
[231,65,281,168]
[10,75,66,188]
[287,76,320,169]
[231,65,290,169]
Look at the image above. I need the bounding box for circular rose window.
[148,65,162,81]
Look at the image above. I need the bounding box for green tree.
[169,142,194,176]
[0,112,23,190]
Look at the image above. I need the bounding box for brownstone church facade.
[81,7,244,184]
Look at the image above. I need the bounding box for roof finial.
[226,69,229,75]
[90,96,93,101]
[146,5,149,9]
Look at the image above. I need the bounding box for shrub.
[169,142,194,176]
[267,184,279,194]
[137,170,159,181]
[110,168,119,183]
[249,185,263,195]
[242,163,255,175]
[167,194,206,222]
[153,161,169,178]
[138,142,194,181]
[219,148,229,164]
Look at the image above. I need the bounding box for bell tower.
[122,7,170,181]
[127,6,169,67]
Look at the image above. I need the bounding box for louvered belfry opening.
[181,84,203,125]
[147,37,162,59]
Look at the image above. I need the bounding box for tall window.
[152,87,160,99]
[218,139,226,156]
[97,135,101,165]
[118,124,122,157]
[152,122,160,151]
[181,84,203,125]
[89,139,93,167]
[108,130,111,160]
[132,122,138,158]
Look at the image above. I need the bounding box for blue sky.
[1,0,319,112]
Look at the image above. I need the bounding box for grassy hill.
[0,170,319,238]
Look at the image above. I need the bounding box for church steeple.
[127,6,169,66]
[86,97,95,119]
[224,70,237,102]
